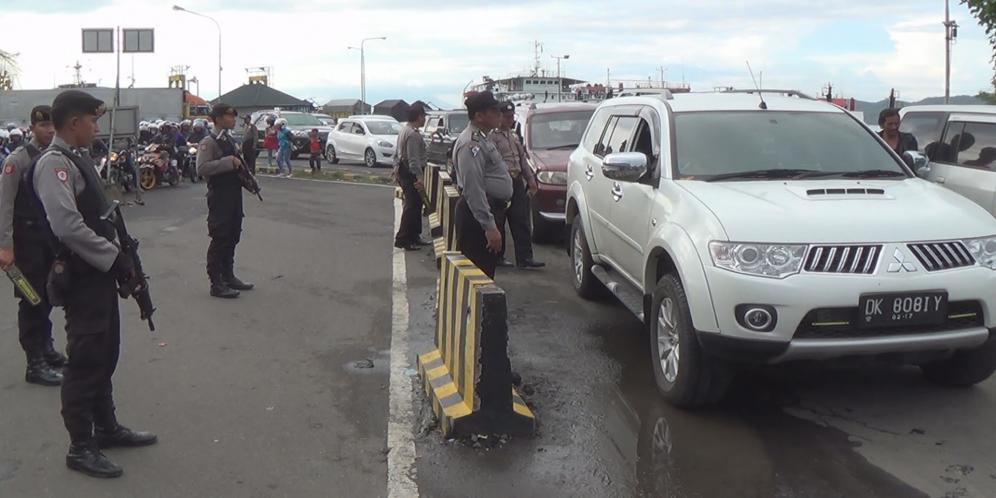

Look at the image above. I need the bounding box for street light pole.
[348,37,386,115]
[173,5,222,99]
[551,54,569,102]
[942,0,959,104]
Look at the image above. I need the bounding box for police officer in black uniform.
[0,105,66,386]
[196,103,254,298]
[29,90,157,478]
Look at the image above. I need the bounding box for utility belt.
[488,197,511,212]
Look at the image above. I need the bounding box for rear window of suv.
[673,111,905,180]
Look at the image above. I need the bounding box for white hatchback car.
[567,91,996,406]
[325,115,403,167]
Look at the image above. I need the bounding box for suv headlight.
[537,171,568,186]
[377,140,394,148]
[963,236,996,270]
[709,242,808,278]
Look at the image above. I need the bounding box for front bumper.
[374,145,395,164]
[698,263,996,362]
[533,183,568,222]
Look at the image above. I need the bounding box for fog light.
[735,304,777,332]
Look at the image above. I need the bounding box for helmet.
[275,118,288,127]
[192,118,208,130]
[5,123,17,132]
[0,130,8,140]
[139,122,149,132]
[181,119,192,127]
[9,128,23,138]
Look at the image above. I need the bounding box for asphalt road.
[256,157,394,180]
[1,177,994,497]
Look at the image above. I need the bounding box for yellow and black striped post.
[418,252,536,438]
[432,184,460,263]
[424,162,441,214]
[428,170,452,239]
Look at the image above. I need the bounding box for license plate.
[859,292,948,328]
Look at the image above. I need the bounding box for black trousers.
[309,152,322,171]
[12,221,55,360]
[455,197,506,279]
[395,173,423,246]
[500,176,534,264]
[244,149,257,175]
[206,185,244,282]
[61,270,120,444]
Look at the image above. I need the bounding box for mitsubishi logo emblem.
[888,249,917,273]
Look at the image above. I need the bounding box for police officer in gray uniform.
[394,101,431,250]
[452,92,511,279]
[0,105,66,386]
[28,90,157,478]
[197,103,254,299]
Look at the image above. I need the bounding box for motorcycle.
[180,142,199,183]
[137,143,180,191]
[107,146,137,193]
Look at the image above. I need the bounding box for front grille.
[804,245,882,274]
[907,242,975,272]
[795,301,984,339]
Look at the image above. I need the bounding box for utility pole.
[551,54,569,102]
[943,0,959,104]
[348,37,386,114]
[659,66,666,87]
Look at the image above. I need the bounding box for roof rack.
[719,89,815,100]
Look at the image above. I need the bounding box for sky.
[1,0,994,109]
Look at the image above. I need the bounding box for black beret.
[51,90,105,126]
[500,102,515,114]
[210,103,237,120]
[465,91,501,116]
[30,105,53,125]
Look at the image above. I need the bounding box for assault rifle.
[101,201,157,332]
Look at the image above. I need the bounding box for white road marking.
[387,198,420,497]
[257,174,395,189]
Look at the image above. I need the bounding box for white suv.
[325,115,403,167]
[567,91,996,406]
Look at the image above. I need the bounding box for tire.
[649,274,731,407]
[364,148,377,168]
[921,337,996,387]
[326,144,339,164]
[570,215,603,299]
[139,168,157,191]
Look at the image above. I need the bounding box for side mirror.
[903,151,930,177]
[602,152,648,182]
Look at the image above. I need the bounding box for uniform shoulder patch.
[471,145,481,158]
[54,167,69,183]
[3,163,14,175]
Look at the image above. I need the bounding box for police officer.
[29,90,157,478]
[452,92,511,279]
[0,105,66,386]
[196,103,254,298]
[489,103,545,270]
[394,101,430,251]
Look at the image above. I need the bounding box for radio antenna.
[746,61,767,110]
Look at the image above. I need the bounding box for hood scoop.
[806,187,886,196]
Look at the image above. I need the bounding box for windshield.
[283,114,324,127]
[529,110,595,150]
[448,114,470,134]
[673,111,907,180]
[366,121,402,135]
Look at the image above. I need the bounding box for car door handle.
[585,164,594,181]
[935,177,946,184]
[611,183,623,202]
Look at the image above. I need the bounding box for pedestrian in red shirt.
[263,116,278,172]
[308,128,322,173]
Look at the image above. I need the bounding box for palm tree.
[0,49,18,90]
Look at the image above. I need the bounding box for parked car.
[518,103,596,242]
[568,92,996,407]
[900,105,996,217]
[313,113,337,127]
[423,110,471,167]
[249,109,333,159]
[326,115,402,167]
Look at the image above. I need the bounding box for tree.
[963,1,996,100]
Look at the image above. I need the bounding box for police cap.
[464,91,501,119]
[407,100,428,122]
[30,105,53,125]
[500,101,515,115]
[210,103,238,121]
[51,90,105,129]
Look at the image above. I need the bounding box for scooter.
[137,143,180,191]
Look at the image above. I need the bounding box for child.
[263,117,278,173]
[308,128,322,173]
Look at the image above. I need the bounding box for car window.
[366,121,402,135]
[283,114,324,126]
[901,112,948,154]
[448,114,470,134]
[952,122,996,170]
[337,121,352,132]
[582,108,612,154]
[352,123,366,135]
[528,110,595,150]
[604,116,639,156]
[931,122,964,163]
[673,111,906,180]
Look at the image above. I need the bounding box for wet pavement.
[406,232,996,498]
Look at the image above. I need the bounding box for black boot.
[66,441,123,478]
[223,273,255,291]
[210,282,240,299]
[25,356,62,386]
[95,424,158,448]
[43,340,68,368]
